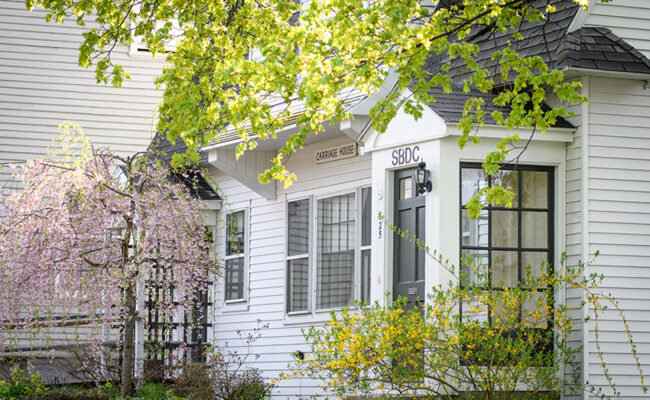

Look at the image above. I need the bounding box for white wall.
[583,76,650,399]
[210,135,371,399]
[0,0,164,188]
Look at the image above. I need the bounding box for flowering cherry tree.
[0,124,217,395]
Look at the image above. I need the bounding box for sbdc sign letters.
[391,145,420,166]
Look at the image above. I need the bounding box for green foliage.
[95,383,119,400]
[20,385,111,400]
[0,370,47,400]
[15,382,184,400]
[136,383,175,400]
[29,0,587,195]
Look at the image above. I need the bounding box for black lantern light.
[415,162,432,195]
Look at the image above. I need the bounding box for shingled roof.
[418,0,650,125]
[557,27,650,73]
[424,0,580,84]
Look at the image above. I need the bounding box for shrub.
[136,382,175,400]
[285,253,647,400]
[173,363,214,400]
[173,325,273,400]
[0,369,47,400]
[210,358,271,400]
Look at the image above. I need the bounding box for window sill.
[222,299,249,313]
[282,307,352,327]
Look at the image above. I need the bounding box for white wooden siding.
[211,136,371,398]
[0,0,164,188]
[559,88,586,392]
[583,0,650,59]
[585,77,650,399]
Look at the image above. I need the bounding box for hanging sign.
[314,143,358,164]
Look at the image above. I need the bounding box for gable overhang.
[201,111,367,201]
[445,123,576,143]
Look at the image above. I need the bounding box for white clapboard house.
[152,1,650,399]
[3,0,650,398]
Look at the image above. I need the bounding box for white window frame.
[358,185,372,305]
[223,208,249,305]
[285,186,372,318]
[129,18,182,58]
[286,196,313,315]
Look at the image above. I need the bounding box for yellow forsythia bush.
[285,257,646,400]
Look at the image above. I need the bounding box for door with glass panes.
[393,168,426,309]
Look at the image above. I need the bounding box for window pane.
[225,257,244,300]
[226,211,245,256]
[522,251,548,288]
[491,169,519,207]
[461,167,487,206]
[521,211,547,248]
[361,249,371,304]
[317,193,356,309]
[492,250,518,288]
[461,250,489,287]
[399,177,413,199]
[461,209,489,247]
[361,187,372,246]
[287,258,309,312]
[288,199,309,256]
[491,210,518,248]
[522,292,548,328]
[522,171,548,209]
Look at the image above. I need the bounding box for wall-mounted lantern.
[414,162,432,195]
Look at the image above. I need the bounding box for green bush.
[136,383,174,400]
[0,369,46,400]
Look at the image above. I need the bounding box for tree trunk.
[121,284,136,397]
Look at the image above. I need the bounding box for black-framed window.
[459,163,554,329]
[225,210,246,301]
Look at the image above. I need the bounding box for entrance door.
[393,168,426,309]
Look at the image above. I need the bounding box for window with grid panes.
[459,164,553,330]
[317,193,356,309]
[225,210,246,301]
[287,199,310,312]
[360,187,372,304]
[286,187,372,313]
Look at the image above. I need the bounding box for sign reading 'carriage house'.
[314,143,358,164]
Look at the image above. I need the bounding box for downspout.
[581,75,590,400]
